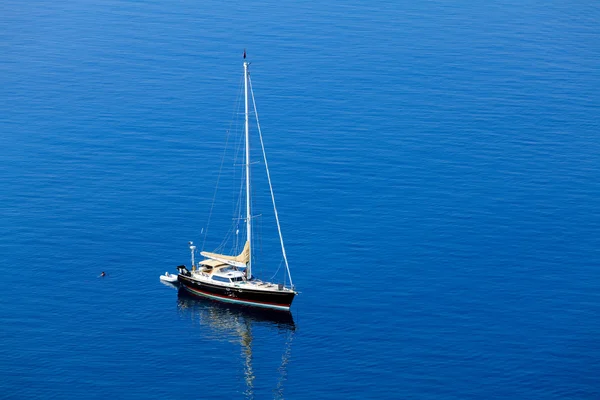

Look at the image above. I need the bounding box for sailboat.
[176,54,297,311]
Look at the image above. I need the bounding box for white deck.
[188,266,295,293]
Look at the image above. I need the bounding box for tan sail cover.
[198,259,226,268]
[201,241,250,265]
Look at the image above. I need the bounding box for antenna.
[189,241,196,267]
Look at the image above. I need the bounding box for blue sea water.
[2,1,600,398]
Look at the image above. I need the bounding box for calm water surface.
[1,1,600,399]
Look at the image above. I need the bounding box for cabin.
[196,259,247,284]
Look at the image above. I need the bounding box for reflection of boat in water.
[177,289,295,398]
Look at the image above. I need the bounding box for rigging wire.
[216,114,246,255]
[202,75,244,253]
[248,75,294,288]
[199,66,295,288]
[269,258,284,282]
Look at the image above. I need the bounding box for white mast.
[244,58,252,280]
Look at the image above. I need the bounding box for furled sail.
[200,241,250,268]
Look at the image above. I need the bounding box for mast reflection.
[177,289,296,399]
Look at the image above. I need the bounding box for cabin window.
[231,277,245,282]
[211,276,231,283]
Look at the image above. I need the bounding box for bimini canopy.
[200,241,250,268]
